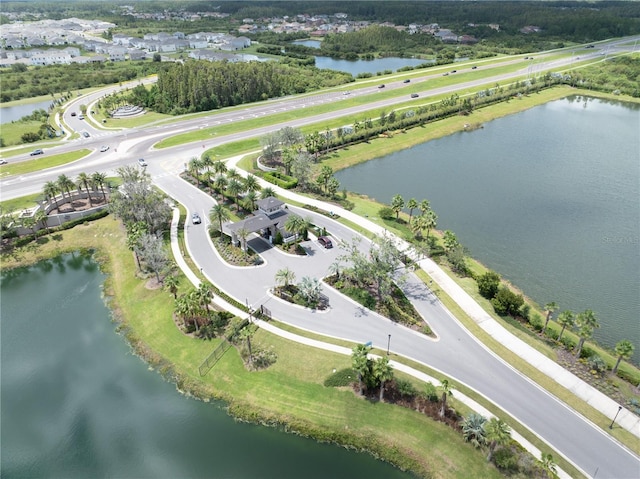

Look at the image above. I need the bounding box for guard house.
[225,196,294,248]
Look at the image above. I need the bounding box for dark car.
[378,84,385,89]
[71,112,77,117]
[471,66,478,69]
[82,131,90,138]
[411,93,419,98]
[30,149,44,156]
[318,236,333,249]
[451,70,457,73]
[403,79,411,83]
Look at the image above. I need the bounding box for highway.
[2,37,639,478]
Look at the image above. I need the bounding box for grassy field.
[1,218,508,479]
[0,149,91,177]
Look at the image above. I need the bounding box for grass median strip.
[0,149,90,177]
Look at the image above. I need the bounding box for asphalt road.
[2,36,640,477]
[155,172,640,479]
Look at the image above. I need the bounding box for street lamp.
[609,405,622,429]
[387,334,391,356]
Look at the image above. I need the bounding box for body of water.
[336,96,640,361]
[315,56,428,76]
[292,39,322,49]
[0,99,54,124]
[0,254,411,478]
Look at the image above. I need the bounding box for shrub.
[493,447,519,472]
[491,287,524,316]
[378,206,395,220]
[263,171,298,189]
[423,382,438,402]
[324,368,357,387]
[580,345,595,360]
[588,355,607,373]
[395,378,418,398]
[545,327,559,341]
[476,271,500,299]
[560,335,575,351]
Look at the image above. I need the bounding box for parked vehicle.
[318,236,333,249]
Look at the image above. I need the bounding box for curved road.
[2,37,640,478]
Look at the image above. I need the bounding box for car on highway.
[0,159,7,165]
[343,91,350,95]
[99,145,109,152]
[378,84,385,89]
[471,66,478,69]
[78,114,85,120]
[30,149,44,156]
[191,212,202,225]
[71,112,77,117]
[82,131,90,138]
[411,93,419,98]
[403,79,411,83]
[451,70,457,73]
[138,158,147,167]
[317,236,333,249]
[442,72,449,76]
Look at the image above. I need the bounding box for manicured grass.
[1,217,507,479]
[0,192,43,213]
[0,149,91,177]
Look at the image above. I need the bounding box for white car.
[138,158,147,167]
[99,145,109,152]
[191,213,202,225]
[0,159,7,165]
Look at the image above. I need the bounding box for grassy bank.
[1,218,507,479]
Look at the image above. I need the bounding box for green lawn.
[0,149,91,177]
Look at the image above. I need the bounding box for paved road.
[154,172,640,479]
[3,36,640,477]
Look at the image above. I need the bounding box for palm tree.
[195,282,214,320]
[213,174,228,202]
[539,453,558,479]
[419,199,431,216]
[410,215,427,240]
[439,379,452,418]
[76,172,93,206]
[556,310,574,341]
[423,210,437,240]
[188,156,203,186]
[186,289,202,332]
[209,203,230,234]
[243,174,260,194]
[126,221,147,271]
[542,301,558,334]
[57,174,75,208]
[275,267,296,288]
[352,343,371,396]
[91,171,107,201]
[22,215,37,235]
[373,356,394,402]
[298,276,322,307]
[390,194,404,220]
[260,186,276,199]
[212,159,227,176]
[284,214,308,242]
[43,181,60,209]
[575,309,599,358]
[34,209,49,233]
[236,227,250,257]
[461,413,487,448]
[612,339,635,374]
[163,275,179,299]
[226,167,241,181]
[226,178,243,211]
[328,260,342,280]
[201,154,214,185]
[174,294,190,329]
[244,190,257,212]
[406,198,418,222]
[238,326,254,366]
[484,418,511,462]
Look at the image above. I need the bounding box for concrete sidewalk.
[225,155,640,439]
[168,207,573,479]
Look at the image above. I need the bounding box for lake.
[335,96,640,362]
[0,254,412,478]
[0,99,54,124]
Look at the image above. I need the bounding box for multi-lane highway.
[2,38,640,478]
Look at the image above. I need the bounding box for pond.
[0,99,54,124]
[0,254,413,478]
[335,96,640,361]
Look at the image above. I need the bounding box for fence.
[197,318,250,376]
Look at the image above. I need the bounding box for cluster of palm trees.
[390,195,438,242]
[188,156,269,214]
[274,267,323,309]
[172,281,215,334]
[43,171,108,211]
[351,343,394,401]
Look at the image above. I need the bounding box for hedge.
[263,171,298,189]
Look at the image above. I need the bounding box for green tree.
[574,309,599,358]
[213,174,228,202]
[195,281,214,320]
[57,174,75,205]
[275,267,296,288]
[163,274,179,299]
[484,418,511,462]
[34,209,49,233]
[91,171,107,200]
[243,174,260,194]
[556,310,574,342]
[43,181,60,209]
[443,230,459,252]
[612,339,635,374]
[76,172,93,206]
[126,221,147,271]
[406,198,418,222]
[461,413,487,449]
[188,156,203,186]
[297,276,323,307]
[209,203,230,234]
[539,453,558,479]
[390,194,404,220]
[477,271,500,299]
[419,199,431,216]
[352,343,371,396]
[327,177,340,198]
[542,301,558,334]
[238,326,254,366]
[226,178,244,211]
[284,214,309,242]
[316,165,333,194]
[439,379,453,418]
[260,186,277,199]
[236,227,250,257]
[373,355,394,401]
